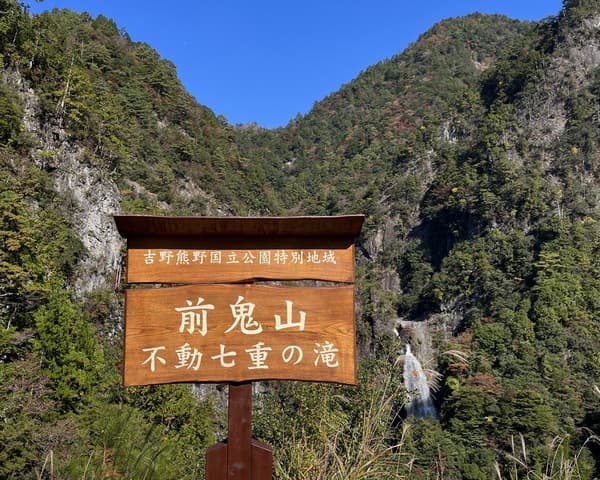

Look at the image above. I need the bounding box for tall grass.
[495,433,600,480]
[273,377,415,480]
[34,404,178,479]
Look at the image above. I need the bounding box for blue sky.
[28,1,563,128]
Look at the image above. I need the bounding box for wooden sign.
[114,214,364,480]
[114,215,364,387]
[114,215,362,284]
[124,284,356,386]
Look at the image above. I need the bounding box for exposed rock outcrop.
[6,68,122,294]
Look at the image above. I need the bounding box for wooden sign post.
[114,214,364,479]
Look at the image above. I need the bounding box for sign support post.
[114,214,364,480]
[205,383,274,479]
[227,382,253,479]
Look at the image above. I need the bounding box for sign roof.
[114,214,364,238]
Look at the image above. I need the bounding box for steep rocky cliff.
[5,68,121,293]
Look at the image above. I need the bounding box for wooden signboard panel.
[124,284,356,386]
[125,240,355,284]
[114,215,363,284]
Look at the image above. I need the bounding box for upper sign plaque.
[114,215,364,284]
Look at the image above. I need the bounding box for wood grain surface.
[123,284,356,385]
[126,242,355,283]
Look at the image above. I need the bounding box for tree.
[33,285,105,410]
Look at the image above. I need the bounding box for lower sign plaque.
[123,284,356,386]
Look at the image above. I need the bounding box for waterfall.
[403,344,438,418]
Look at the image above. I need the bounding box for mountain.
[1,0,599,478]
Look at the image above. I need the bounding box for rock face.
[519,13,600,147]
[7,68,122,294]
[395,317,440,370]
[50,147,122,293]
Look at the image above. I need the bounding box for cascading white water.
[403,344,438,418]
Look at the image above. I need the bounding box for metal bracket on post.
[206,382,273,479]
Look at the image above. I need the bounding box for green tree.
[33,285,105,410]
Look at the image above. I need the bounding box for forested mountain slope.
[237,13,527,216]
[1,0,599,478]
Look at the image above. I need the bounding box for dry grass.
[274,377,415,480]
[495,433,600,480]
